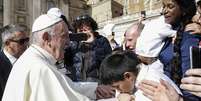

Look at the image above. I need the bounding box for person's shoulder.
[96,34,105,39]
[0,51,12,66]
[0,51,6,58]
[95,34,108,42]
[183,31,201,39]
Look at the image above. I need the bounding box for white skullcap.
[32,12,62,32]
[47,7,63,17]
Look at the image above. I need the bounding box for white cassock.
[2,44,97,101]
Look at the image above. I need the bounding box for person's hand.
[138,80,182,101]
[138,80,159,99]
[82,30,95,43]
[95,85,115,100]
[117,93,135,101]
[180,69,201,97]
[185,23,201,34]
[153,80,181,101]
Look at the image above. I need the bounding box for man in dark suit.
[0,51,12,100]
[0,24,29,99]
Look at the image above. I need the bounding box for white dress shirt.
[3,49,17,65]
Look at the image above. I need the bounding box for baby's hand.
[117,93,135,101]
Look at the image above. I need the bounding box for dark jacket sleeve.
[95,35,112,61]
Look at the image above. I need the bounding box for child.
[135,16,182,101]
[99,50,140,101]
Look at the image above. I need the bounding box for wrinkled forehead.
[125,25,139,35]
[125,30,138,38]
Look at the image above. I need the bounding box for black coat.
[65,34,112,81]
[0,51,12,100]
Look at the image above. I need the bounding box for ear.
[123,72,132,79]
[42,32,50,41]
[5,40,10,46]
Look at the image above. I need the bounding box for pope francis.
[2,9,97,101]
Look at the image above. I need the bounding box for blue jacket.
[159,32,201,101]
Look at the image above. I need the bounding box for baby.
[135,16,182,101]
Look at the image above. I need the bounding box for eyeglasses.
[75,15,90,21]
[9,37,29,45]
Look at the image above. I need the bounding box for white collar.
[31,44,57,64]
[3,49,17,65]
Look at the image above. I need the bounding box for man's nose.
[126,42,131,47]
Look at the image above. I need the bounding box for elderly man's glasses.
[9,37,29,45]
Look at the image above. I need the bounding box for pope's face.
[50,21,69,61]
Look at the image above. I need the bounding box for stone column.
[33,0,42,20]
[123,0,128,15]
[60,0,69,19]
[27,0,33,30]
[3,0,12,26]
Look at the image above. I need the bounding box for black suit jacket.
[0,51,12,100]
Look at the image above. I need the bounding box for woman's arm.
[185,23,201,35]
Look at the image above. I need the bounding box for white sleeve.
[30,67,91,101]
[63,75,98,100]
[71,82,98,100]
[158,24,176,38]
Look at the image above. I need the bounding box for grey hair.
[1,24,25,46]
[30,24,57,44]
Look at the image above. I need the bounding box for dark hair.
[99,50,140,85]
[197,0,201,7]
[1,24,25,44]
[72,15,98,33]
[170,0,196,85]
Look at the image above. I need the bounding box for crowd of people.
[1,0,201,101]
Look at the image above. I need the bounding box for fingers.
[185,69,201,76]
[181,76,201,85]
[180,83,201,92]
[138,83,154,96]
[141,80,159,88]
[187,91,201,97]
[138,80,159,100]
[160,79,175,91]
[185,23,201,34]
[117,93,134,101]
